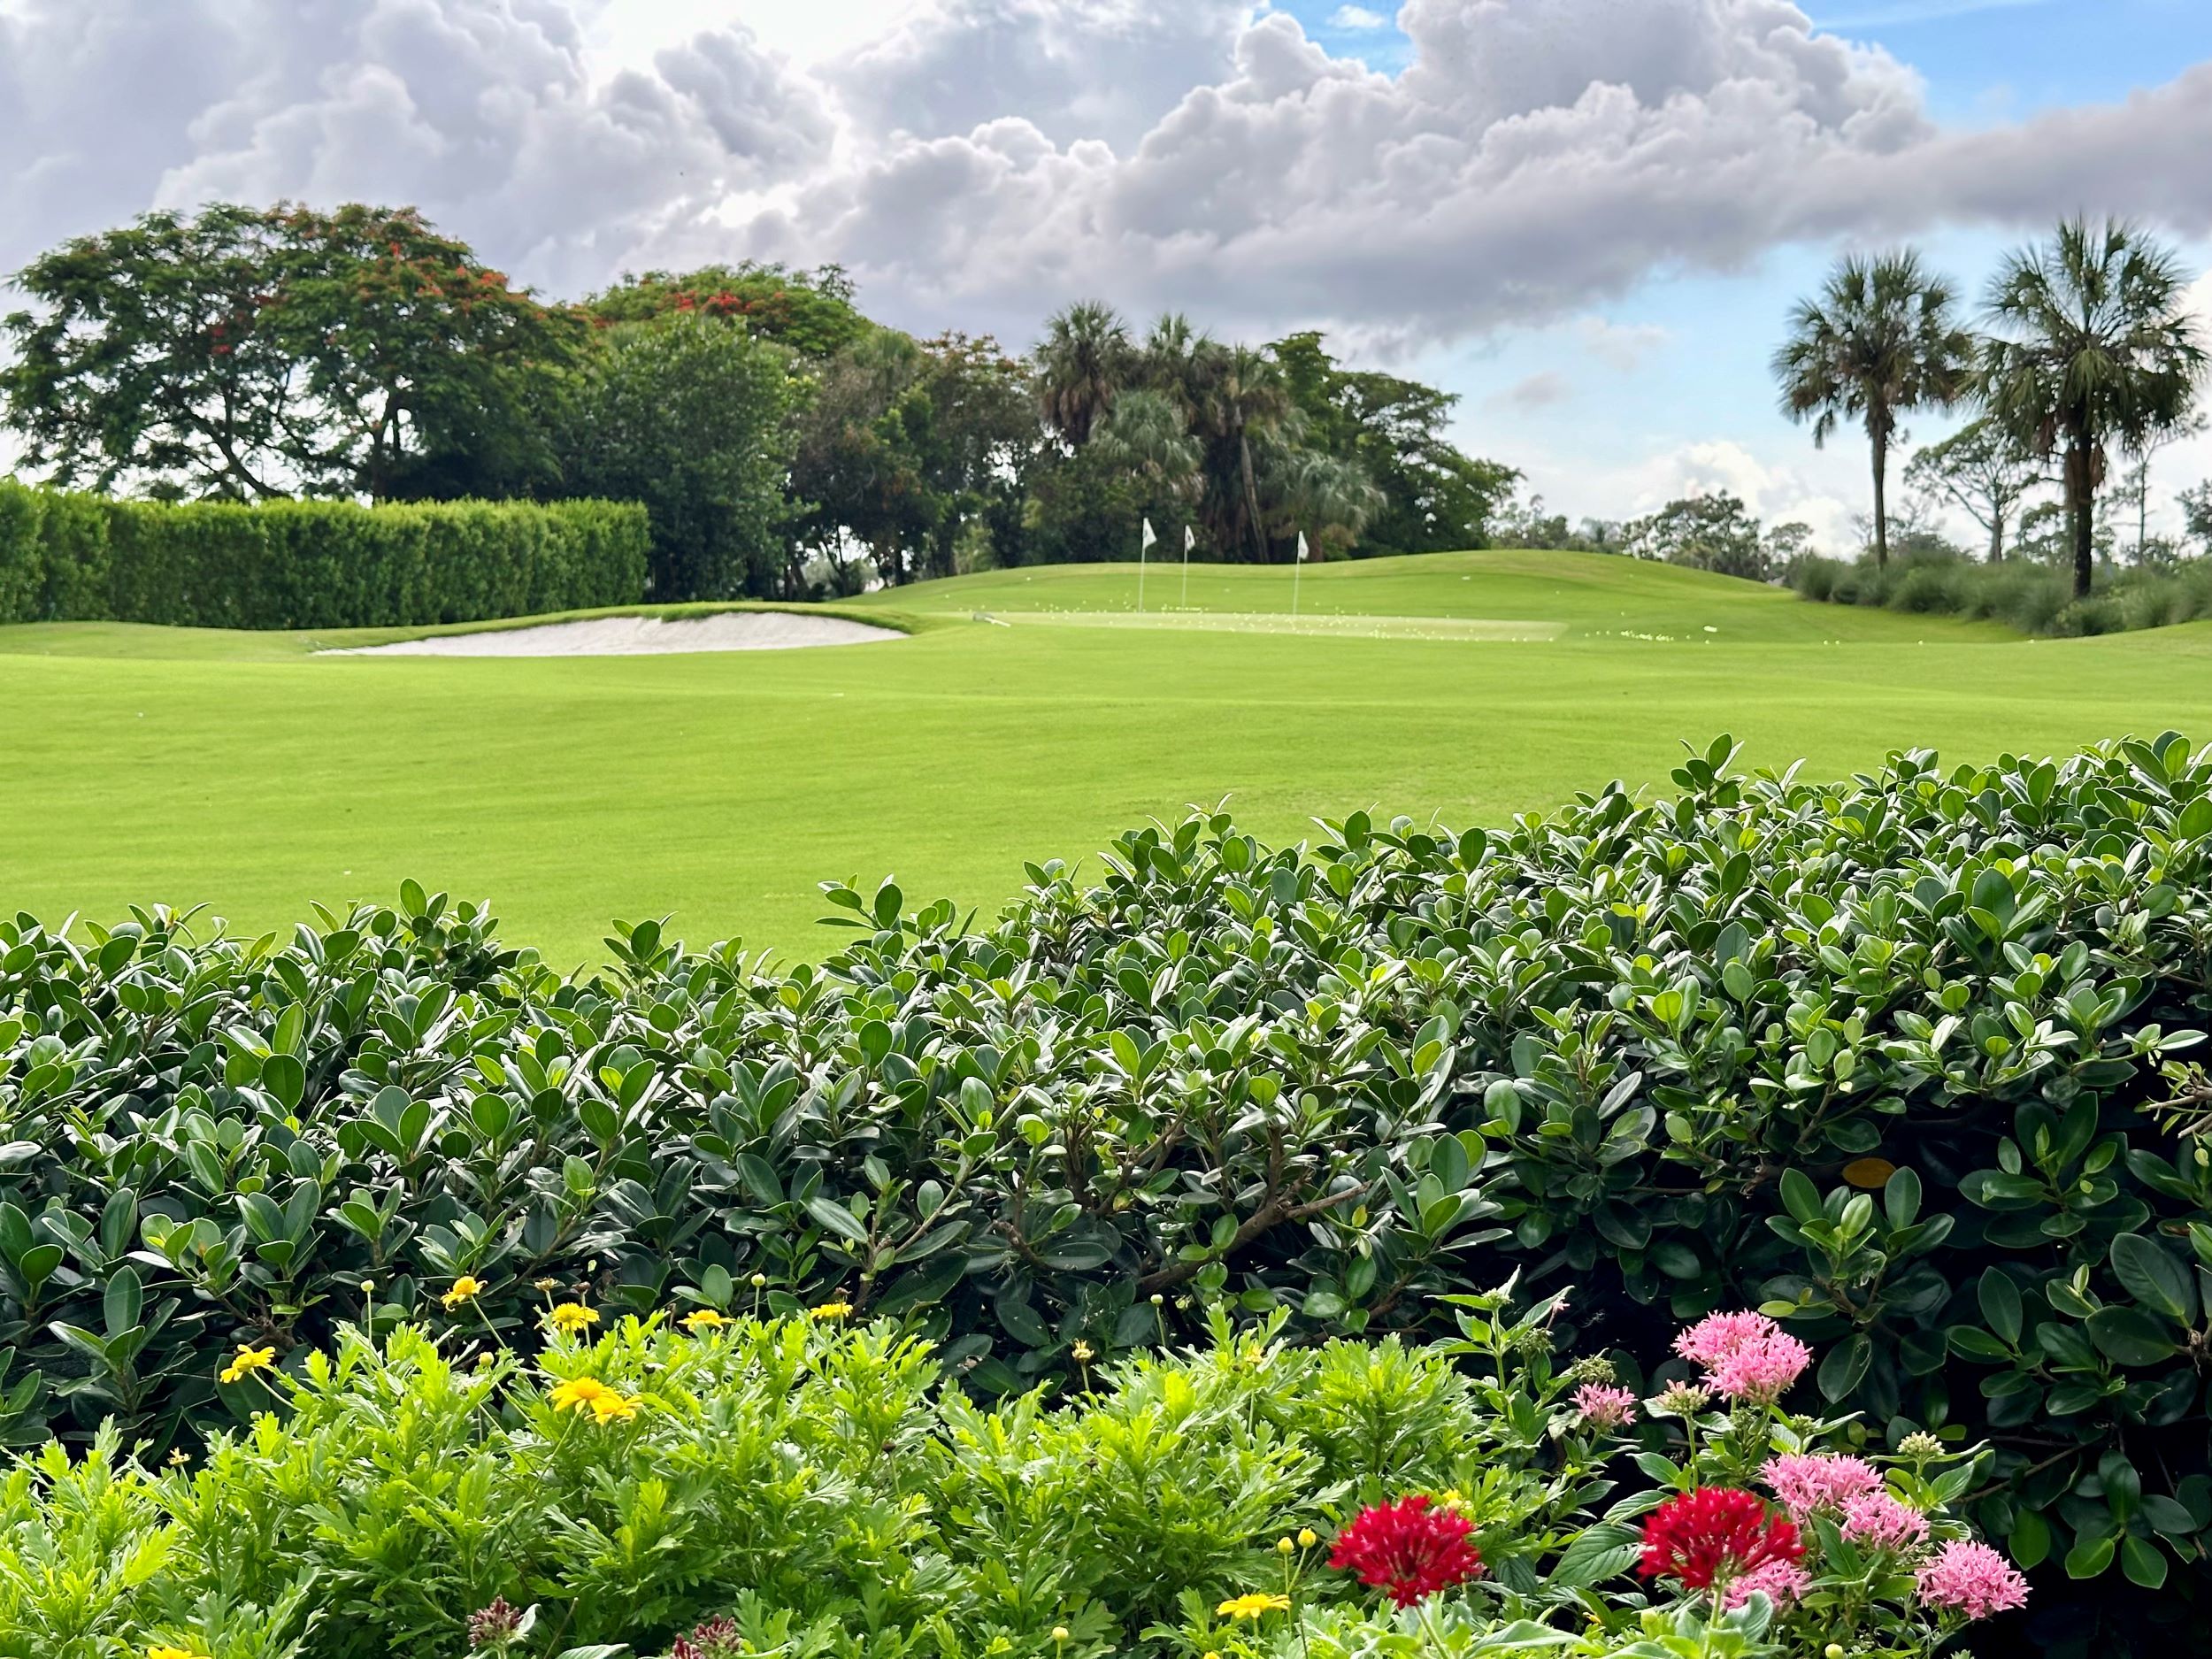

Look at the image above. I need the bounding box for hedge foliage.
[2,736,2210,1648]
[0,1306,2009,1659]
[1788,549,2212,635]
[0,480,646,627]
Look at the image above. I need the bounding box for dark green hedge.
[4,738,2212,1654]
[0,480,647,627]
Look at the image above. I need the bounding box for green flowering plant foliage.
[2,734,2210,1647]
[0,1304,2015,1659]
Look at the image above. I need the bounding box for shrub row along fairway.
[0,549,2207,964]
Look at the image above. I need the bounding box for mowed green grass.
[2,549,2207,965]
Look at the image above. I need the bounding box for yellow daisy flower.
[441,1275,483,1309]
[1071,1340,1094,1362]
[1217,1593,1291,1621]
[149,1646,210,1659]
[681,1309,728,1333]
[588,1390,641,1424]
[549,1376,614,1413]
[219,1344,276,1385]
[810,1300,854,1321]
[547,1302,600,1335]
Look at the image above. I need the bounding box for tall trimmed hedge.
[0,480,647,628]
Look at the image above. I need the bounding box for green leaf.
[2085,1306,2179,1367]
[2120,1534,2169,1590]
[1817,1333,1870,1402]
[2064,1533,2116,1579]
[803,1195,871,1245]
[2008,1509,2051,1570]
[1548,1522,1643,1587]
[1778,1168,1824,1225]
[1978,1267,2023,1347]
[2110,1232,2197,1325]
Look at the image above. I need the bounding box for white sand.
[326,611,902,657]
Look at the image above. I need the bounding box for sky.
[3,0,2211,549]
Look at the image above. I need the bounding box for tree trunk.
[1870,430,1889,569]
[1988,510,2004,565]
[1238,434,1265,563]
[2068,440,2094,601]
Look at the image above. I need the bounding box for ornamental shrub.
[0,480,646,627]
[2,736,2210,1651]
[0,1302,2013,1659]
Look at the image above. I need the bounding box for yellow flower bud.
[1297,1527,1317,1548]
[1051,1628,1070,1644]
[1277,1535,1295,1554]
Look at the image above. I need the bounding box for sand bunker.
[326,611,902,657]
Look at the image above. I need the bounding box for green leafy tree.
[1271,331,1517,555]
[584,263,870,360]
[2180,480,2212,554]
[786,330,947,587]
[286,204,588,502]
[1773,250,1974,568]
[1979,219,2208,598]
[1624,491,1770,579]
[557,315,796,600]
[1,203,586,503]
[1903,418,2044,563]
[909,332,1042,581]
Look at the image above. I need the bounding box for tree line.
[0,203,1517,603]
[1770,219,2207,598]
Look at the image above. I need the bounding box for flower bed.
[0,1294,2020,1659]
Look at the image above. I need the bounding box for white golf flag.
[1141,518,1158,551]
[1296,532,1310,562]
[1185,526,1196,552]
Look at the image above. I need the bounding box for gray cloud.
[1,0,2208,353]
[1495,371,1574,410]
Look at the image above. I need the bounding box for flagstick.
[1291,555,1301,621]
[1181,541,1190,609]
[1138,535,1148,613]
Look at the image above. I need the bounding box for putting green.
[1,549,2204,965]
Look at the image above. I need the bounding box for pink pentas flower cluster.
[1917,1540,2031,1619]
[1841,1490,1932,1553]
[1572,1382,1639,1430]
[1723,1556,1812,1610]
[1672,1310,1776,1369]
[1761,1452,1885,1515]
[1673,1310,1809,1404]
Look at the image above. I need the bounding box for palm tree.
[1189,343,1294,561]
[1093,388,1202,505]
[1980,219,2207,598]
[1772,250,1974,567]
[1272,442,1382,558]
[1033,301,1131,448]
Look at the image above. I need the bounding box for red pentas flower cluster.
[1639,1488,1805,1599]
[1330,1495,1485,1607]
